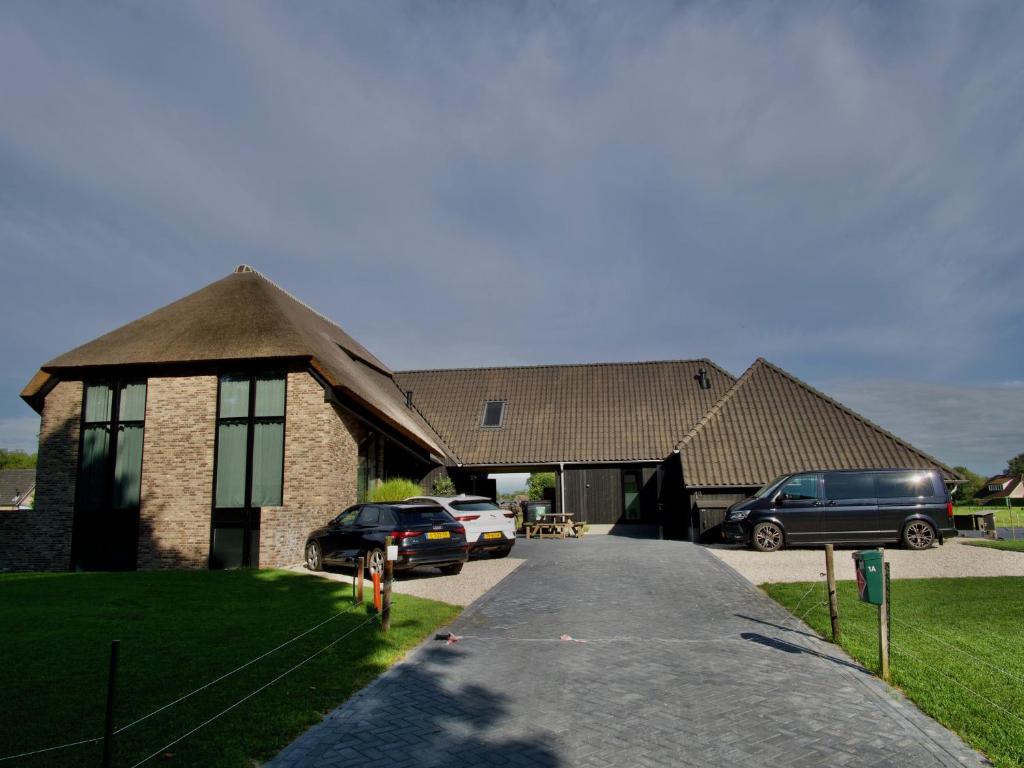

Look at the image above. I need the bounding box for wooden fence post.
[381,536,394,633]
[101,640,120,768]
[825,544,840,642]
[879,552,890,683]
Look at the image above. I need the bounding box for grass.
[962,539,1024,553]
[764,577,1024,768]
[0,569,460,768]
[953,505,1024,529]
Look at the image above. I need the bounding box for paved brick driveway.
[268,537,988,768]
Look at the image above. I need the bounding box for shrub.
[527,472,556,500]
[431,475,456,496]
[368,478,423,502]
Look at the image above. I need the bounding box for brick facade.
[137,375,218,569]
[0,381,81,571]
[259,371,363,568]
[2,369,365,572]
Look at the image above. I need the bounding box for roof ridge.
[397,358,726,375]
[677,359,760,447]
[754,358,958,476]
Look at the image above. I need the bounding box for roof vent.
[405,390,414,409]
[233,264,255,274]
[696,367,711,390]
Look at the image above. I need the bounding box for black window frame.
[75,379,149,512]
[209,371,287,569]
[480,400,506,429]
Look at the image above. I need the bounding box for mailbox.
[853,550,885,606]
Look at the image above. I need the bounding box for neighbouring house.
[2,266,958,572]
[974,474,1024,505]
[0,469,35,511]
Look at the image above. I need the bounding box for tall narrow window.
[73,380,147,570]
[211,372,286,569]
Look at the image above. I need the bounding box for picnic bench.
[523,512,586,539]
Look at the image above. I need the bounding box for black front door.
[772,473,823,541]
[210,509,261,570]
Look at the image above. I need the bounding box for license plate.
[426,531,450,540]
[483,532,502,540]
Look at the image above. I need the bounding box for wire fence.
[770,566,1024,767]
[0,596,372,766]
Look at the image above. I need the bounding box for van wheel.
[903,520,936,550]
[751,522,784,552]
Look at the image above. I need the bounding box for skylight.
[480,400,506,428]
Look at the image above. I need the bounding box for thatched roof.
[22,266,448,458]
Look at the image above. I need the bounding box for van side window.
[779,474,819,501]
[824,473,875,501]
[876,472,936,499]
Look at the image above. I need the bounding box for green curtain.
[215,421,248,507]
[113,424,144,509]
[254,375,285,418]
[79,425,110,507]
[219,376,250,418]
[118,382,147,421]
[251,421,284,506]
[84,384,112,423]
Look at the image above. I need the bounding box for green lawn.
[0,570,460,768]
[962,539,1024,553]
[954,505,1024,529]
[764,577,1024,768]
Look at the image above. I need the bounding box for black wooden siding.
[559,465,662,524]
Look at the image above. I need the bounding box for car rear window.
[875,471,939,499]
[450,501,501,512]
[396,507,454,525]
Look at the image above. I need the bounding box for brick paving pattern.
[269,537,990,767]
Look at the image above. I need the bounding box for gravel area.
[707,536,1024,584]
[286,552,525,606]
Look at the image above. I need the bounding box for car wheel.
[751,522,784,552]
[492,546,512,559]
[365,548,385,576]
[305,541,322,571]
[903,520,936,550]
[439,562,464,575]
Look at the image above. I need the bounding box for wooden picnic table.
[523,513,586,539]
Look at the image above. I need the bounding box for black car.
[305,502,468,575]
[721,469,957,552]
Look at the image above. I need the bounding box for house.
[974,474,1024,505]
[2,266,958,571]
[0,469,35,510]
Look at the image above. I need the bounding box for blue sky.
[1,1,1022,475]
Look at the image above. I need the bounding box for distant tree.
[0,449,36,470]
[1006,452,1024,477]
[951,466,985,504]
[527,472,556,500]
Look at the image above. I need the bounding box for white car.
[406,495,517,557]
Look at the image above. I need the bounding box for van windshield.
[754,476,788,499]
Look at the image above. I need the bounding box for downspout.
[559,462,566,517]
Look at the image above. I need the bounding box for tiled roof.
[0,469,35,506]
[395,360,735,465]
[679,359,959,487]
[21,267,448,458]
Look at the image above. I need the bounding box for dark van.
[721,469,956,552]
